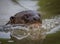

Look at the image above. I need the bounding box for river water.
[0,0,60,40]
[0,0,38,39]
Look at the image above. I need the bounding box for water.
[0,0,60,44]
[42,15,60,34]
[0,24,46,40]
[0,32,11,39]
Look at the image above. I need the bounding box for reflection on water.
[0,24,46,44]
[0,24,46,40]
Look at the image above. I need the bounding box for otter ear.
[6,16,15,25]
[10,16,15,20]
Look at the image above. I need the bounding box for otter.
[6,10,42,26]
[6,10,43,40]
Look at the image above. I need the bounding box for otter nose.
[30,23,42,28]
[33,17,40,21]
[29,16,40,23]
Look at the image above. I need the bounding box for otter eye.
[10,16,15,19]
[33,18,36,21]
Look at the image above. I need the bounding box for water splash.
[42,15,60,34]
[0,24,46,40]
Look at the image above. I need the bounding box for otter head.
[6,10,42,27]
[22,13,42,24]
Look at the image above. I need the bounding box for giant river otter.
[6,10,43,40]
[6,10,42,26]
